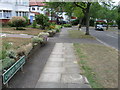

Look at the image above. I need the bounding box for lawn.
[74,43,118,88]
[69,30,95,39]
[1,27,45,36]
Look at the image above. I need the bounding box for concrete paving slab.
[64,67,80,74]
[51,52,64,55]
[48,57,65,62]
[38,73,61,82]
[61,74,84,83]
[35,82,61,88]
[67,83,91,88]
[50,54,63,58]
[43,67,65,73]
[35,42,90,88]
[45,61,63,67]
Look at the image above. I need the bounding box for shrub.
[47,30,54,37]
[32,21,37,28]
[49,25,55,30]
[16,43,32,56]
[35,14,50,30]
[89,19,95,26]
[2,57,15,71]
[63,24,72,27]
[116,15,120,29]
[23,16,29,26]
[9,16,26,30]
[7,50,16,59]
[1,22,9,27]
[32,36,43,46]
[38,32,49,38]
[55,25,62,32]
[1,42,13,60]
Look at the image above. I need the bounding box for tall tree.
[96,3,118,30]
[74,2,92,35]
[73,7,84,30]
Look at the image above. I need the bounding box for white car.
[95,24,105,31]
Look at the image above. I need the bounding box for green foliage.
[1,22,9,27]
[2,57,15,70]
[32,36,43,46]
[71,19,79,25]
[7,50,16,59]
[89,19,95,26]
[35,14,49,29]
[116,6,120,29]
[116,14,120,29]
[63,24,72,27]
[1,42,12,59]
[73,7,84,18]
[9,16,26,29]
[32,21,37,28]
[23,16,29,26]
[55,25,62,32]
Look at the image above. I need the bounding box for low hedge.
[63,24,72,27]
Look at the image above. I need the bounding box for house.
[0,0,29,23]
[29,0,46,23]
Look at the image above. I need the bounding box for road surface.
[81,27,119,50]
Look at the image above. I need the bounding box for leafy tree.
[117,6,120,29]
[35,14,49,30]
[96,3,118,30]
[73,7,84,30]
[74,2,92,35]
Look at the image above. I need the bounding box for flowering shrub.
[47,30,57,37]
[9,16,26,30]
[38,32,49,38]
[2,57,15,71]
[49,25,55,30]
[32,36,43,46]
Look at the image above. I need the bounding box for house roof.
[29,0,46,6]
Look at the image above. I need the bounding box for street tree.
[96,3,118,30]
[73,7,84,30]
[74,2,92,35]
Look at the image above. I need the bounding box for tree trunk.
[85,11,90,35]
[78,18,82,30]
[85,3,91,35]
[106,20,109,30]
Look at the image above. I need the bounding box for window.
[16,12,18,16]
[23,12,24,16]
[37,7,39,10]
[0,11,2,18]
[3,10,11,18]
[19,12,21,16]
[32,8,35,10]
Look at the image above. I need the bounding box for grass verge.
[69,30,95,39]
[74,43,118,88]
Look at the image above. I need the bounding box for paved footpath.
[35,43,91,88]
[8,27,97,88]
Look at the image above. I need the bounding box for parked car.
[95,24,105,31]
[112,24,118,27]
[59,21,67,24]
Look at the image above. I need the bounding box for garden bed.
[1,33,49,87]
[1,27,45,36]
